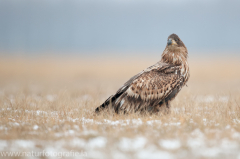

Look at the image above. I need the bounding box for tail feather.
[95,91,124,113]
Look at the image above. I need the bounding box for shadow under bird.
[95,34,190,114]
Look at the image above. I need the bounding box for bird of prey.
[95,34,190,114]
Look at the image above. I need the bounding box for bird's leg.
[152,101,163,113]
[166,100,170,108]
[164,100,171,114]
[152,100,171,115]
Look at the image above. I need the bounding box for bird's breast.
[181,61,190,85]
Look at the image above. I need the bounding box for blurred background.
[0,0,240,91]
[1,0,240,57]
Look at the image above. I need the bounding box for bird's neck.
[161,47,188,65]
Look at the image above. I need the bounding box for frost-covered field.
[0,56,240,159]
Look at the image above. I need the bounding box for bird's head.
[166,34,186,52]
[161,34,188,63]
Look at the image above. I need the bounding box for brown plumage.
[95,34,190,114]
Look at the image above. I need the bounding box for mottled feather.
[95,33,190,114]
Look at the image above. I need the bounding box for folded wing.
[95,62,184,113]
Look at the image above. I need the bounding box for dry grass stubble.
[0,55,240,158]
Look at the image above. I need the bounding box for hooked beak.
[167,39,177,46]
[167,39,172,46]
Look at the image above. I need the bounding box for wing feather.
[95,61,182,113]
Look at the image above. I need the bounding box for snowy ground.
[1,112,240,159]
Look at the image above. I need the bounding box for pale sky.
[0,0,240,55]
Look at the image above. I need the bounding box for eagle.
[95,34,190,114]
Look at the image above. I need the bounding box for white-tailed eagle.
[95,34,190,114]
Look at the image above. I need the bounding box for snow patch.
[119,137,147,151]
[33,125,39,130]
[0,140,8,151]
[136,146,174,159]
[87,137,107,149]
[14,140,35,149]
[159,139,181,150]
